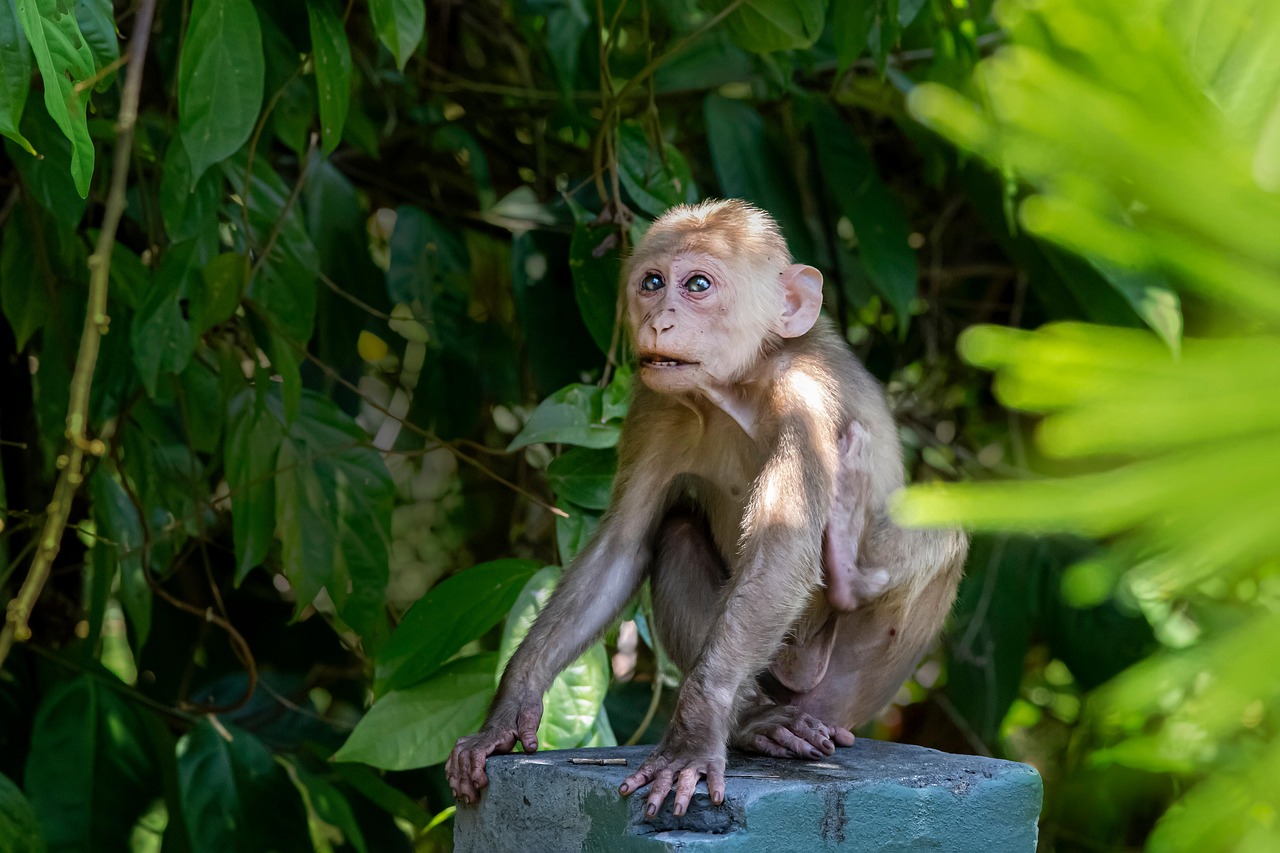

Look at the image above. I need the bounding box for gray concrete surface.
[454,740,1042,851]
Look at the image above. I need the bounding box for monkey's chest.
[678,426,763,558]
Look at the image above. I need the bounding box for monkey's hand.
[619,727,728,818]
[445,695,543,805]
[731,703,855,759]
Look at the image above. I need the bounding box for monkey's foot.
[731,704,855,760]
[619,743,727,818]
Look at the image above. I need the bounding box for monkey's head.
[625,199,823,395]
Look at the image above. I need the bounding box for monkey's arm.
[620,403,837,816]
[447,463,669,804]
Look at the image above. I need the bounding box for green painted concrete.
[454,740,1042,852]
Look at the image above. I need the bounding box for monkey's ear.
[778,264,823,338]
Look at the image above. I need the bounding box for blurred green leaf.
[0,772,43,853]
[333,654,498,770]
[178,0,264,188]
[705,0,825,54]
[498,567,610,749]
[0,210,53,350]
[832,0,874,73]
[568,217,622,355]
[307,0,351,156]
[507,383,622,450]
[555,501,601,564]
[194,252,245,335]
[375,559,542,694]
[387,205,469,309]
[369,0,425,71]
[131,237,210,397]
[617,120,697,217]
[25,677,157,852]
[16,0,96,196]
[74,0,118,93]
[177,719,310,853]
[90,468,152,649]
[160,138,222,243]
[226,390,283,583]
[6,104,87,227]
[280,760,368,853]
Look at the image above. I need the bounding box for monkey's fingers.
[672,768,703,817]
[830,725,855,747]
[516,704,542,753]
[619,762,658,798]
[644,769,676,818]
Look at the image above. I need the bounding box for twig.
[0,0,159,668]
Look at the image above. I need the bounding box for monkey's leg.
[649,511,853,761]
[795,526,967,729]
[823,421,891,611]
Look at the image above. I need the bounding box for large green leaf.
[306,0,351,156]
[369,0,425,71]
[555,501,601,564]
[24,676,157,852]
[568,216,623,355]
[809,99,917,327]
[176,719,310,853]
[507,383,623,451]
[130,237,212,398]
[90,468,152,649]
[159,138,222,242]
[280,760,367,853]
[0,209,52,350]
[0,1,32,154]
[15,0,96,197]
[6,101,87,227]
[616,120,697,218]
[386,205,469,308]
[546,447,616,511]
[73,0,117,92]
[375,559,542,694]
[704,0,825,54]
[498,567,610,750]
[275,393,394,651]
[333,654,498,770]
[225,390,283,583]
[832,0,875,73]
[178,0,264,187]
[0,772,43,853]
[703,94,815,262]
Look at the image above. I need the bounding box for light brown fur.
[447,199,968,817]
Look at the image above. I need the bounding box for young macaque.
[447,199,968,817]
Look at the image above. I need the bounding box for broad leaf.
[546,447,616,510]
[160,138,222,242]
[0,2,32,154]
[0,772,43,853]
[810,99,917,327]
[617,120,697,217]
[375,559,542,694]
[194,252,246,335]
[555,501,601,564]
[130,237,211,397]
[280,760,368,853]
[369,0,425,71]
[498,567,610,749]
[0,210,53,350]
[275,393,394,651]
[74,0,118,92]
[333,654,498,770]
[178,0,265,186]
[90,468,152,649]
[6,103,87,227]
[16,0,96,196]
[226,390,283,583]
[1090,259,1183,356]
[568,217,623,355]
[507,383,622,451]
[176,719,310,853]
[832,0,875,73]
[306,0,351,155]
[704,0,825,54]
[24,677,157,852]
[386,205,469,308]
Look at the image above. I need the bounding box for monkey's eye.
[640,273,665,292]
[685,274,712,293]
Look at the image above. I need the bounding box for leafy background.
[0,0,1276,851]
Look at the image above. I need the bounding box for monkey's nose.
[650,317,675,336]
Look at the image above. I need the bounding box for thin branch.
[1,0,159,668]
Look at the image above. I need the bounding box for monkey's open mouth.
[640,355,697,368]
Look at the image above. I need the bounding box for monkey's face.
[627,252,777,395]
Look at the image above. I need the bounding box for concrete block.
[455,740,1042,852]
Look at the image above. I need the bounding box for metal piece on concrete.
[454,740,1042,852]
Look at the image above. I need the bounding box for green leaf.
[326,764,431,829]
[194,252,245,335]
[6,103,87,227]
[0,209,52,349]
[0,772,44,853]
[1090,260,1183,356]
[498,567,610,749]
[333,654,498,770]
[375,559,542,694]
[307,0,351,156]
[369,0,425,71]
[809,99,917,327]
[74,0,118,92]
[0,1,33,154]
[90,467,152,649]
[178,0,265,186]
[386,205,469,307]
[280,760,367,853]
[131,237,211,397]
[25,676,157,852]
[555,501,601,564]
[546,447,616,511]
[703,94,815,261]
[704,0,826,54]
[160,139,222,242]
[568,218,622,355]
[616,120,697,217]
[275,393,394,650]
[226,391,283,583]
[16,0,96,197]
[543,0,590,95]
[176,719,310,853]
[832,0,874,73]
[507,383,622,451]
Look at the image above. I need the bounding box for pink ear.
[778,264,823,338]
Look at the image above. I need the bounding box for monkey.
[446,199,968,818]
